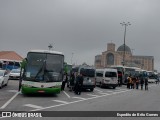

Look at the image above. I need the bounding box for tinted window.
[125,68,135,76]
[15,62,20,67]
[80,68,95,77]
[105,72,117,77]
[25,52,64,82]
[72,67,79,72]
[96,72,103,77]
[149,74,158,79]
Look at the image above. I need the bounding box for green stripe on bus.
[21,86,61,94]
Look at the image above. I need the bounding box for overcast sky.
[0,0,160,71]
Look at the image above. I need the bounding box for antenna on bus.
[48,44,53,50]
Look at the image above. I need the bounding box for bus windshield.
[24,52,64,82]
[125,68,135,76]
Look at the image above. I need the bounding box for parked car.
[148,75,158,83]
[9,69,21,80]
[148,78,156,83]
[0,70,9,88]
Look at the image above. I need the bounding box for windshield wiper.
[34,61,45,80]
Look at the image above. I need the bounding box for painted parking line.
[72,97,86,100]
[24,104,43,109]
[94,88,103,93]
[98,89,131,95]
[7,90,18,93]
[112,89,128,92]
[0,92,19,109]
[116,88,127,90]
[53,100,69,104]
[148,84,157,87]
[98,92,110,95]
[104,90,114,93]
[30,89,130,111]
[95,88,128,93]
[87,94,99,97]
[63,91,71,98]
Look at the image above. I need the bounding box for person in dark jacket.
[140,77,144,90]
[135,77,139,89]
[61,72,68,91]
[74,73,84,95]
[144,77,148,90]
[69,72,75,91]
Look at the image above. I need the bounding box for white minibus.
[96,68,118,89]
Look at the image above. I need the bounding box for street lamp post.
[48,44,53,50]
[131,49,134,66]
[71,52,74,65]
[120,22,131,66]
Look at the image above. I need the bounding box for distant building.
[95,43,154,71]
[0,51,23,70]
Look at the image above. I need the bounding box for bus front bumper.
[21,86,61,94]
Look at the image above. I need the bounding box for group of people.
[127,76,148,90]
[61,72,84,95]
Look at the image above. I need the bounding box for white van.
[96,68,118,89]
[71,65,96,91]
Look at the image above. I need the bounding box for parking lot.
[0,79,134,111]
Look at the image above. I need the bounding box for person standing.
[140,77,144,90]
[156,77,159,84]
[144,77,148,90]
[157,77,159,84]
[74,73,84,95]
[131,77,135,89]
[127,76,131,89]
[118,78,120,87]
[61,72,68,91]
[135,77,139,89]
[69,72,75,91]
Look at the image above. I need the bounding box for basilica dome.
[117,44,131,53]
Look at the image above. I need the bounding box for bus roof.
[28,50,63,55]
[110,65,124,67]
[110,65,130,68]
[96,68,117,72]
[72,65,95,70]
[111,65,141,69]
